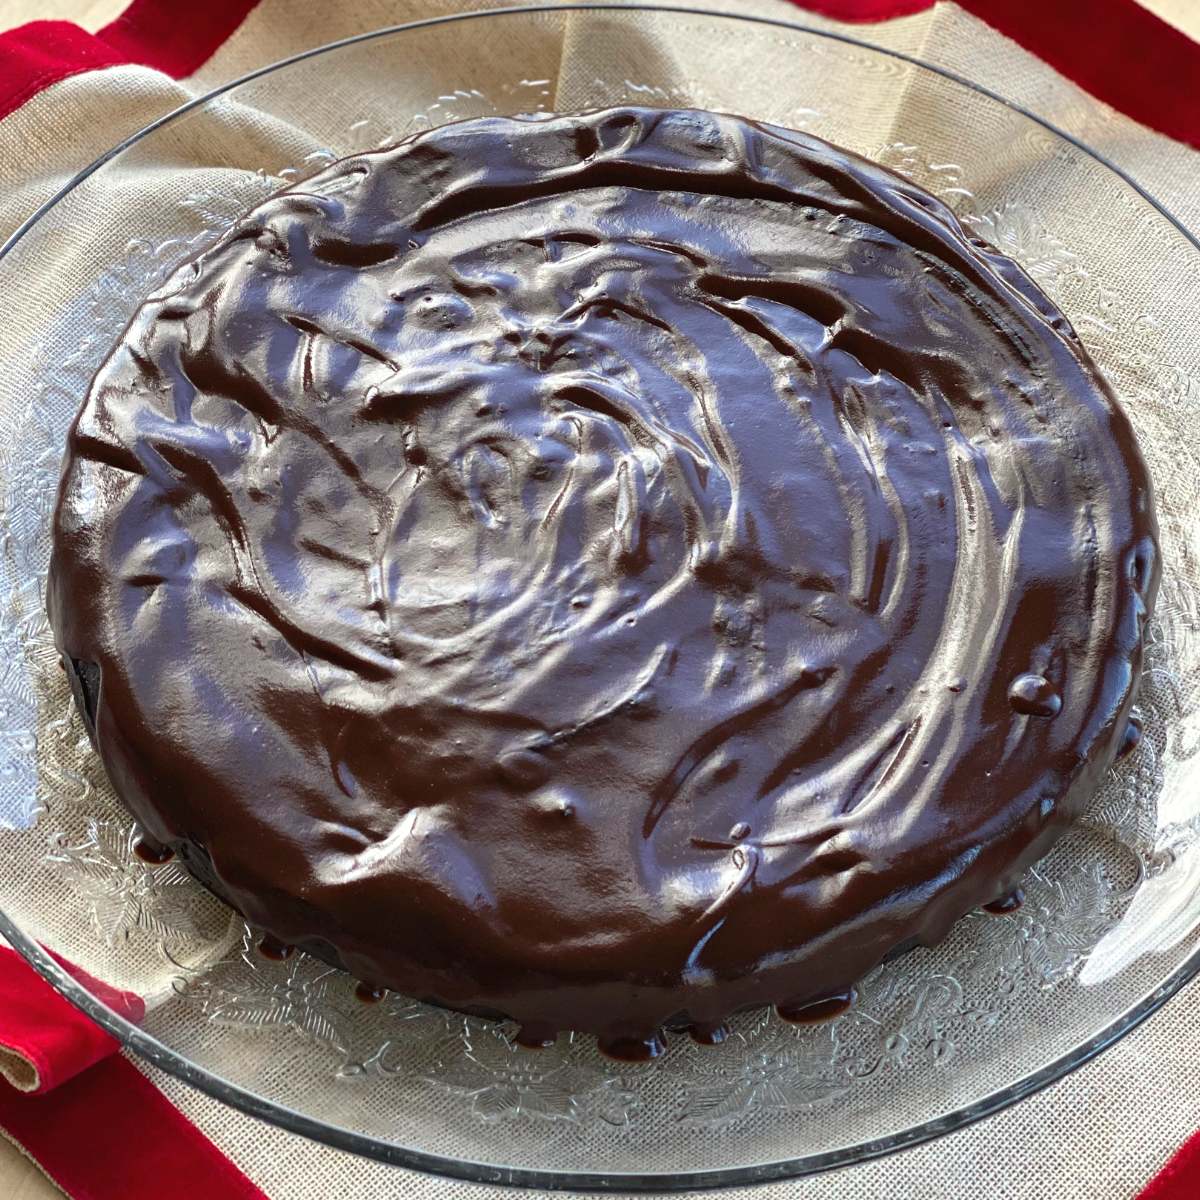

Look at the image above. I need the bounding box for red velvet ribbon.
[0,0,1198,148]
[1139,1131,1200,1200]
[0,946,266,1199]
[804,0,1200,149]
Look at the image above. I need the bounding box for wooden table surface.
[0,0,1197,1195]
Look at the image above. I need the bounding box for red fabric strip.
[790,0,938,18]
[958,0,1200,150]
[798,0,1200,150]
[796,0,1200,149]
[0,1056,269,1200]
[0,0,1197,149]
[1139,1131,1200,1200]
[0,0,259,118]
[0,947,267,1199]
[0,947,141,1093]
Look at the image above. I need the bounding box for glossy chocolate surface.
[48,107,1158,1044]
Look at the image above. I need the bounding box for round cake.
[49,107,1158,1057]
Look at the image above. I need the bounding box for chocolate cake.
[48,107,1158,1058]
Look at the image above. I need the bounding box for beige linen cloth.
[2,2,1200,1197]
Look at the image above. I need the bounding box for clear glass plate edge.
[6,903,1198,1191]
[2,4,1198,1190]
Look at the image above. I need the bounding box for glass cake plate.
[1,4,1199,1189]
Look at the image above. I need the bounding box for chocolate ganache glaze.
[49,107,1159,1055]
